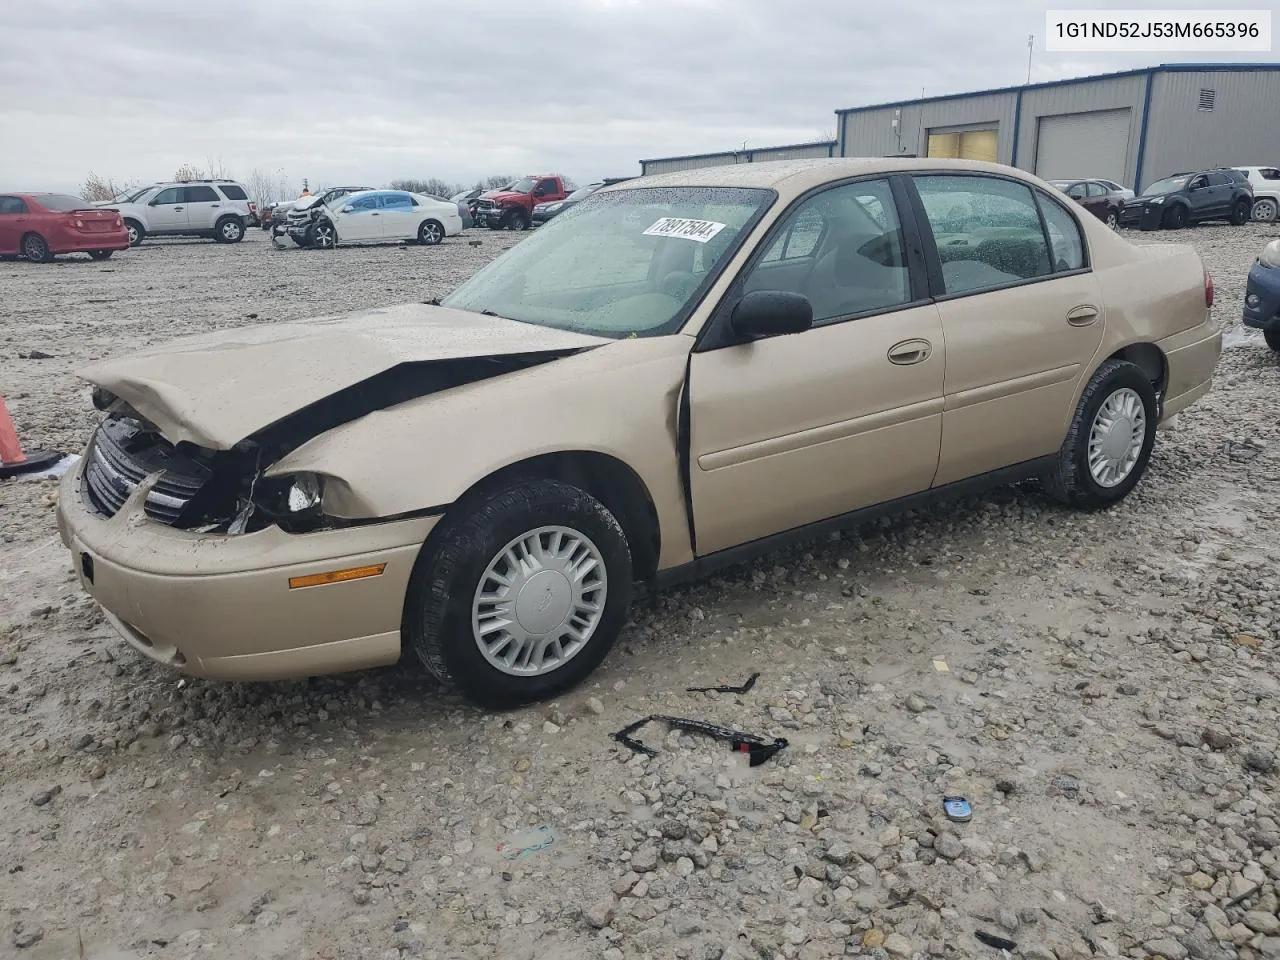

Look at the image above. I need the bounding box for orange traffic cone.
[0,396,63,479]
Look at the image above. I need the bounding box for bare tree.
[173,162,205,182]
[481,174,517,190]
[81,171,135,202]
[244,167,281,208]
[205,156,232,179]
[389,177,463,198]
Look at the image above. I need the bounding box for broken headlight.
[242,471,327,533]
[286,473,323,513]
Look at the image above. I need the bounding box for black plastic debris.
[612,714,788,767]
[687,672,760,695]
[975,931,1017,951]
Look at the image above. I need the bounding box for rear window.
[217,184,248,201]
[34,194,90,212]
[184,186,220,203]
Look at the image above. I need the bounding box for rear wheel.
[404,478,633,708]
[1163,204,1188,229]
[124,220,144,246]
[1253,198,1278,223]
[21,233,52,263]
[1265,330,1280,352]
[88,250,113,261]
[418,219,444,245]
[1230,200,1252,226]
[1043,359,1158,508]
[1104,209,1119,229]
[214,217,244,243]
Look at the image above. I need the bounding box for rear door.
[0,196,27,254]
[688,176,945,554]
[146,186,188,232]
[377,192,417,239]
[182,185,222,230]
[909,172,1105,485]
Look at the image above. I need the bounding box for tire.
[1253,198,1279,223]
[124,220,144,247]
[404,478,633,708]
[418,219,444,245]
[21,233,52,263]
[1104,209,1119,229]
[214,217,244,243]
[1265,330,1280,353]
[506,209,530,231]
[1230,200,1252,226]
[1162,204,1188,229]
[88,250,113,261]
[1042,359,1158,509]
[311,220,336,249]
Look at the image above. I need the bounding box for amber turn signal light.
[288,563,386,589]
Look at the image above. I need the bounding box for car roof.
[599,157,1062,199]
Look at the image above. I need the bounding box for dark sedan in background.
[531,177,636,224]
[1050,179,1126,228]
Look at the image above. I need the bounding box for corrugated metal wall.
[1142,70,1280,187]
[749,142,835,162]
[1017,74,1148,185]
[839,92,1017,161]
[640,153,742,176]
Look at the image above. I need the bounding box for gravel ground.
[1,222,1279,960]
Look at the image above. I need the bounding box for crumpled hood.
[483,190,525,203]
[79,304,608,450]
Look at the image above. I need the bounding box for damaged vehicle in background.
[1243,238,1280,352]
[277,185,376,245]
[58,158,1220,708]
[286,190,462,249]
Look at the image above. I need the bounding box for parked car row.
[273,189,463,249]
[1053,165,1279,229]
[91,179,258,246]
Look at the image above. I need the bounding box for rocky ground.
[1,222,1278,960]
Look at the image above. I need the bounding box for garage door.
[1034,109,1131,184]
[927,129,998,162]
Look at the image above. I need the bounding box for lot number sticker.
[643,217,727,243]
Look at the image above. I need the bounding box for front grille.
[82,417,211,525]
[476,199,496,211]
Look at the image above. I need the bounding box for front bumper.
[1119,203,1164,230]
[474,206,513,226]
[56,457,439,681]
[1242,262,1280,331]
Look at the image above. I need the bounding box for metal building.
[639,140,836,177]
[836,63,1280,190]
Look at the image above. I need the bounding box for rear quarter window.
[217,184,248,201]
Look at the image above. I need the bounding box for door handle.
[173,206,184,211]
[210,204,219,208]
[1066,305,1099,326]
[371,212,380,216]
[887,338,933,365]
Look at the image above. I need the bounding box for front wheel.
[506,209,530,231]
[214,217,245,243]
[1265,330,1280,352]
[1230,200,1252,226]
[88,250,113,261]
[418,219,444,245]
[1042,359,1158,508]
[1163,204,1188,229]
[311,220,336,249]
[404,479,633,708]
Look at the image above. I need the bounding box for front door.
[0,196,27,254]
[146,187,189,233]
[1184,174,1215,220]
[338,194,382,242]
[181,185,222,230]
[688,177,944,555]
[908,173,1106,485]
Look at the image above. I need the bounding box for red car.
[1049,179,1126,229]
[0,193,130,263]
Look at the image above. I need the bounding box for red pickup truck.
[474,174,576,230]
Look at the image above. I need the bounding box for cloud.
[0,0,1262,193]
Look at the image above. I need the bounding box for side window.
[0,196,27,214]
[1086,182,1108,198]
[1188,175,1209,190]
[183,186,219,203]
[1206,173,1229,187]
[1035,193,1085,272]
[740,179,911,325]
[1065,183,1088,199]
[351,196,379,211]
[535,179,557,196]
[380,193,412,210]
[1261,169,1280,181]
[217,184,248,201]
[913,175,1052,295]
[151,187,182,205]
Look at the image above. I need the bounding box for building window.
[1198,88,1215,111]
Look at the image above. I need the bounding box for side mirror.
[341,205,354,213]
[730,290,813,340]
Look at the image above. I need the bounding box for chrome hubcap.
[423,224,441,242]
[222,222,239,239]
[314,226,333,247]
[1105,212,1118,227]
[127,225,138,244]
[472,525,606,677]
[1254,199,1278,222]
[1088,387,1146,487]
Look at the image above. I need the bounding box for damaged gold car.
[57,159,1221,707]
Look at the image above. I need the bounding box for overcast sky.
[0,0,1269,196]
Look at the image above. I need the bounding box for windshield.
[450,191,470,202]
[503,178,536,193]
[111,186,152,203]
[1143,176,1189,196]
[443,186,773,338]
[37,194,92,211]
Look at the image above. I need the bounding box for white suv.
[109,180,255,246]
[1235,166,1280,222]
